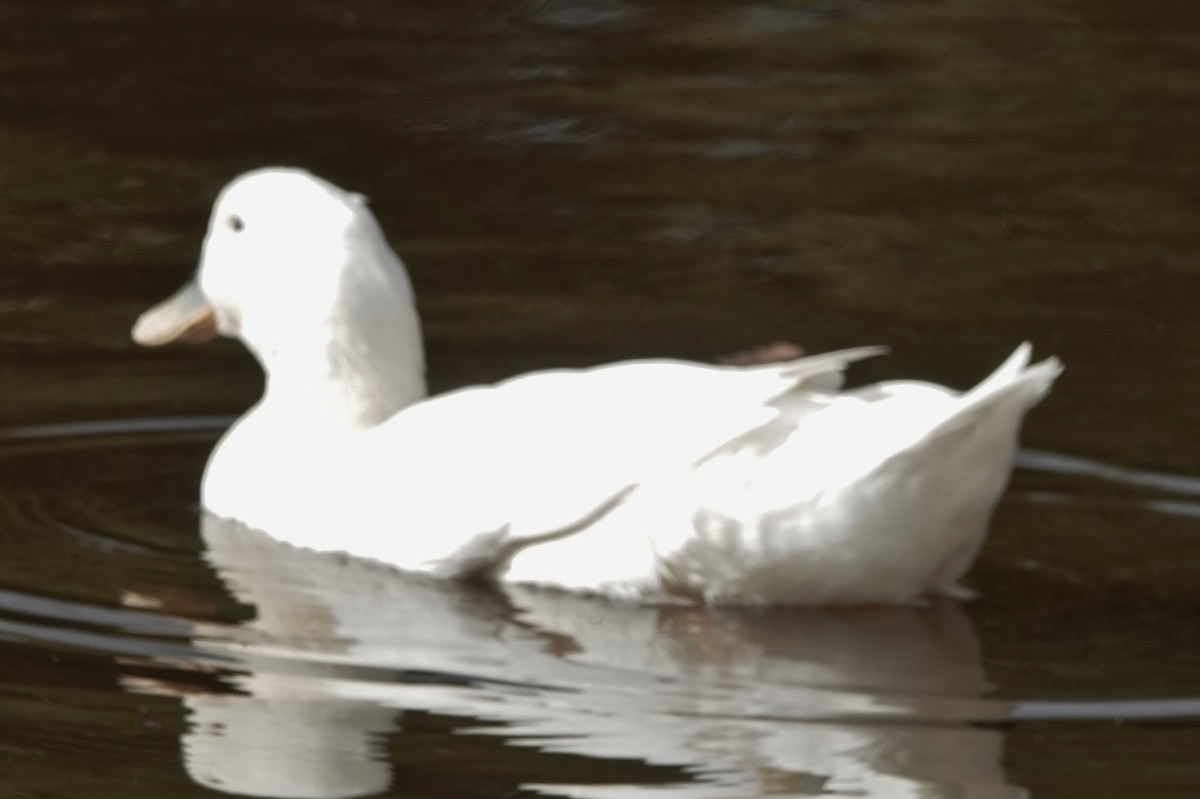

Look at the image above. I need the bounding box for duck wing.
[353,350,885,575]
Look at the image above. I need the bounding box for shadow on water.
[0,0,1198,796]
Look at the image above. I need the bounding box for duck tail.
[910,343,1062,450]
[962,342,1062,412]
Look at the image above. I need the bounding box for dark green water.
[0,0,1198,796]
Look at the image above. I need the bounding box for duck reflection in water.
[119,515,1025,799]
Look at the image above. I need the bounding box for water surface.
[0,0,1198,796]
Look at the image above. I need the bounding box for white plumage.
[133,168,1061,605]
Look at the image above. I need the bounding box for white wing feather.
[343,353,885,574]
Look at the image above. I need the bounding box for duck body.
[133,168,1061,605]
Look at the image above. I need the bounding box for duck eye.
[227,215,245,232]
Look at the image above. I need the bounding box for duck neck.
[262,322,426,431]
[251,250,427,431]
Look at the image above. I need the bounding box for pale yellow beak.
[131,279,218,346]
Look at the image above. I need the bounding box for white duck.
[132,168,1061,605]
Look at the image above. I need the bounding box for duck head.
[132,168,427,427]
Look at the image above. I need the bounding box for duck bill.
[131,279,218,346]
